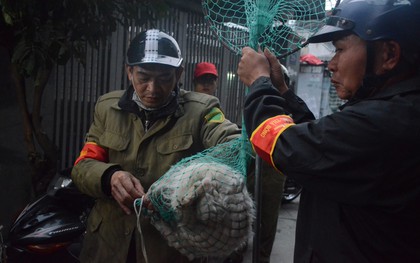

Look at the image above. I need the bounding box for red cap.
[300,54,323,65]
[193,62,218,79]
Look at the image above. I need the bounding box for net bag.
[144,136,254,260]
[202,0,335,57]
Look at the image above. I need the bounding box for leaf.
[2,12,13,25]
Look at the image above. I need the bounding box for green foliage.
[1,0,169,78]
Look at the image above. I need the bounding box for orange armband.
[74,142,108,165]
[250,115,294,168]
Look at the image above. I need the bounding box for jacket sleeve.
[271,106,394,205]
[243,76,315,169]
[199,97,242,148]
[281,89,316,123]
[71,97,122,198]
[244,76,315,133]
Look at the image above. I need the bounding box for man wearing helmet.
[72,29,241,262]
[238,0,420,262]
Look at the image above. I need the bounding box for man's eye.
[334,48,343,53]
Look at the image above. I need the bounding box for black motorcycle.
[1,168,93,263]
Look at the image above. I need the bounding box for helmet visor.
[308,16,356,43]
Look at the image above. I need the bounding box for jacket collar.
[341,72,420,109]
[369,74,420,100]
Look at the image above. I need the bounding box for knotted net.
[203,0,335,57]
[144,135,254,260]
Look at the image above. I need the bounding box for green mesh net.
[141,0,334,260]
[202,0,335,57]
[144,135,254,260]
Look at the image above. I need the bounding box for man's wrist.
[250,76,272,89]
[101,165,122,196]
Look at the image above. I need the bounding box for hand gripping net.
[144,136,254,260]
[202,0,335,57]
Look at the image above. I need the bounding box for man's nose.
[327,59,337,73]
[146,79,158,91]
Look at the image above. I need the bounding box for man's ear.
[126,65,133,81]
[176,66,184,81]
[382,41,401,71]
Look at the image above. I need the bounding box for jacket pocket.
[80,209,104,260]
[87,208,102,233]
[99,131,130,151]
[156,134,193,155]
[81,206,118,262]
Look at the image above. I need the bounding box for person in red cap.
[193,62,218,96]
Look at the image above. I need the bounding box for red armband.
[74,142,108,165]
[250,115,294,168]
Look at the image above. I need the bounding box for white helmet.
[126,29,183,68]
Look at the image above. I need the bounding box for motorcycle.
[0,168,93,263]
[282,177,302,204]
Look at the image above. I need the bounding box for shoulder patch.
[205,107,225,123]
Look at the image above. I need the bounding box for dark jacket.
[72,87,241,263]
[244,75,420,263]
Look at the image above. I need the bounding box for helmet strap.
[353,42,376,99]
[364,41,376,76]
[358,42,398,99]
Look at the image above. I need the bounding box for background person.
[193,62,218,96]
[72,29,241,263]
[238,0,420,262]
[243,161,285,263]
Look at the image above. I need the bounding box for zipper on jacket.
[145,120,150,132]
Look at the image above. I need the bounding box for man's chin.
[142,99,161,108]
[142,102,163,110]
[336,88,351,101]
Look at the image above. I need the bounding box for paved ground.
[244,198,299,263]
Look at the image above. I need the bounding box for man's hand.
[110,171,144,215]
[237,47,270,87]
[264,48,289,94]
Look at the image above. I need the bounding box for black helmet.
[126,29,183,67]
[308,0,420,50]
